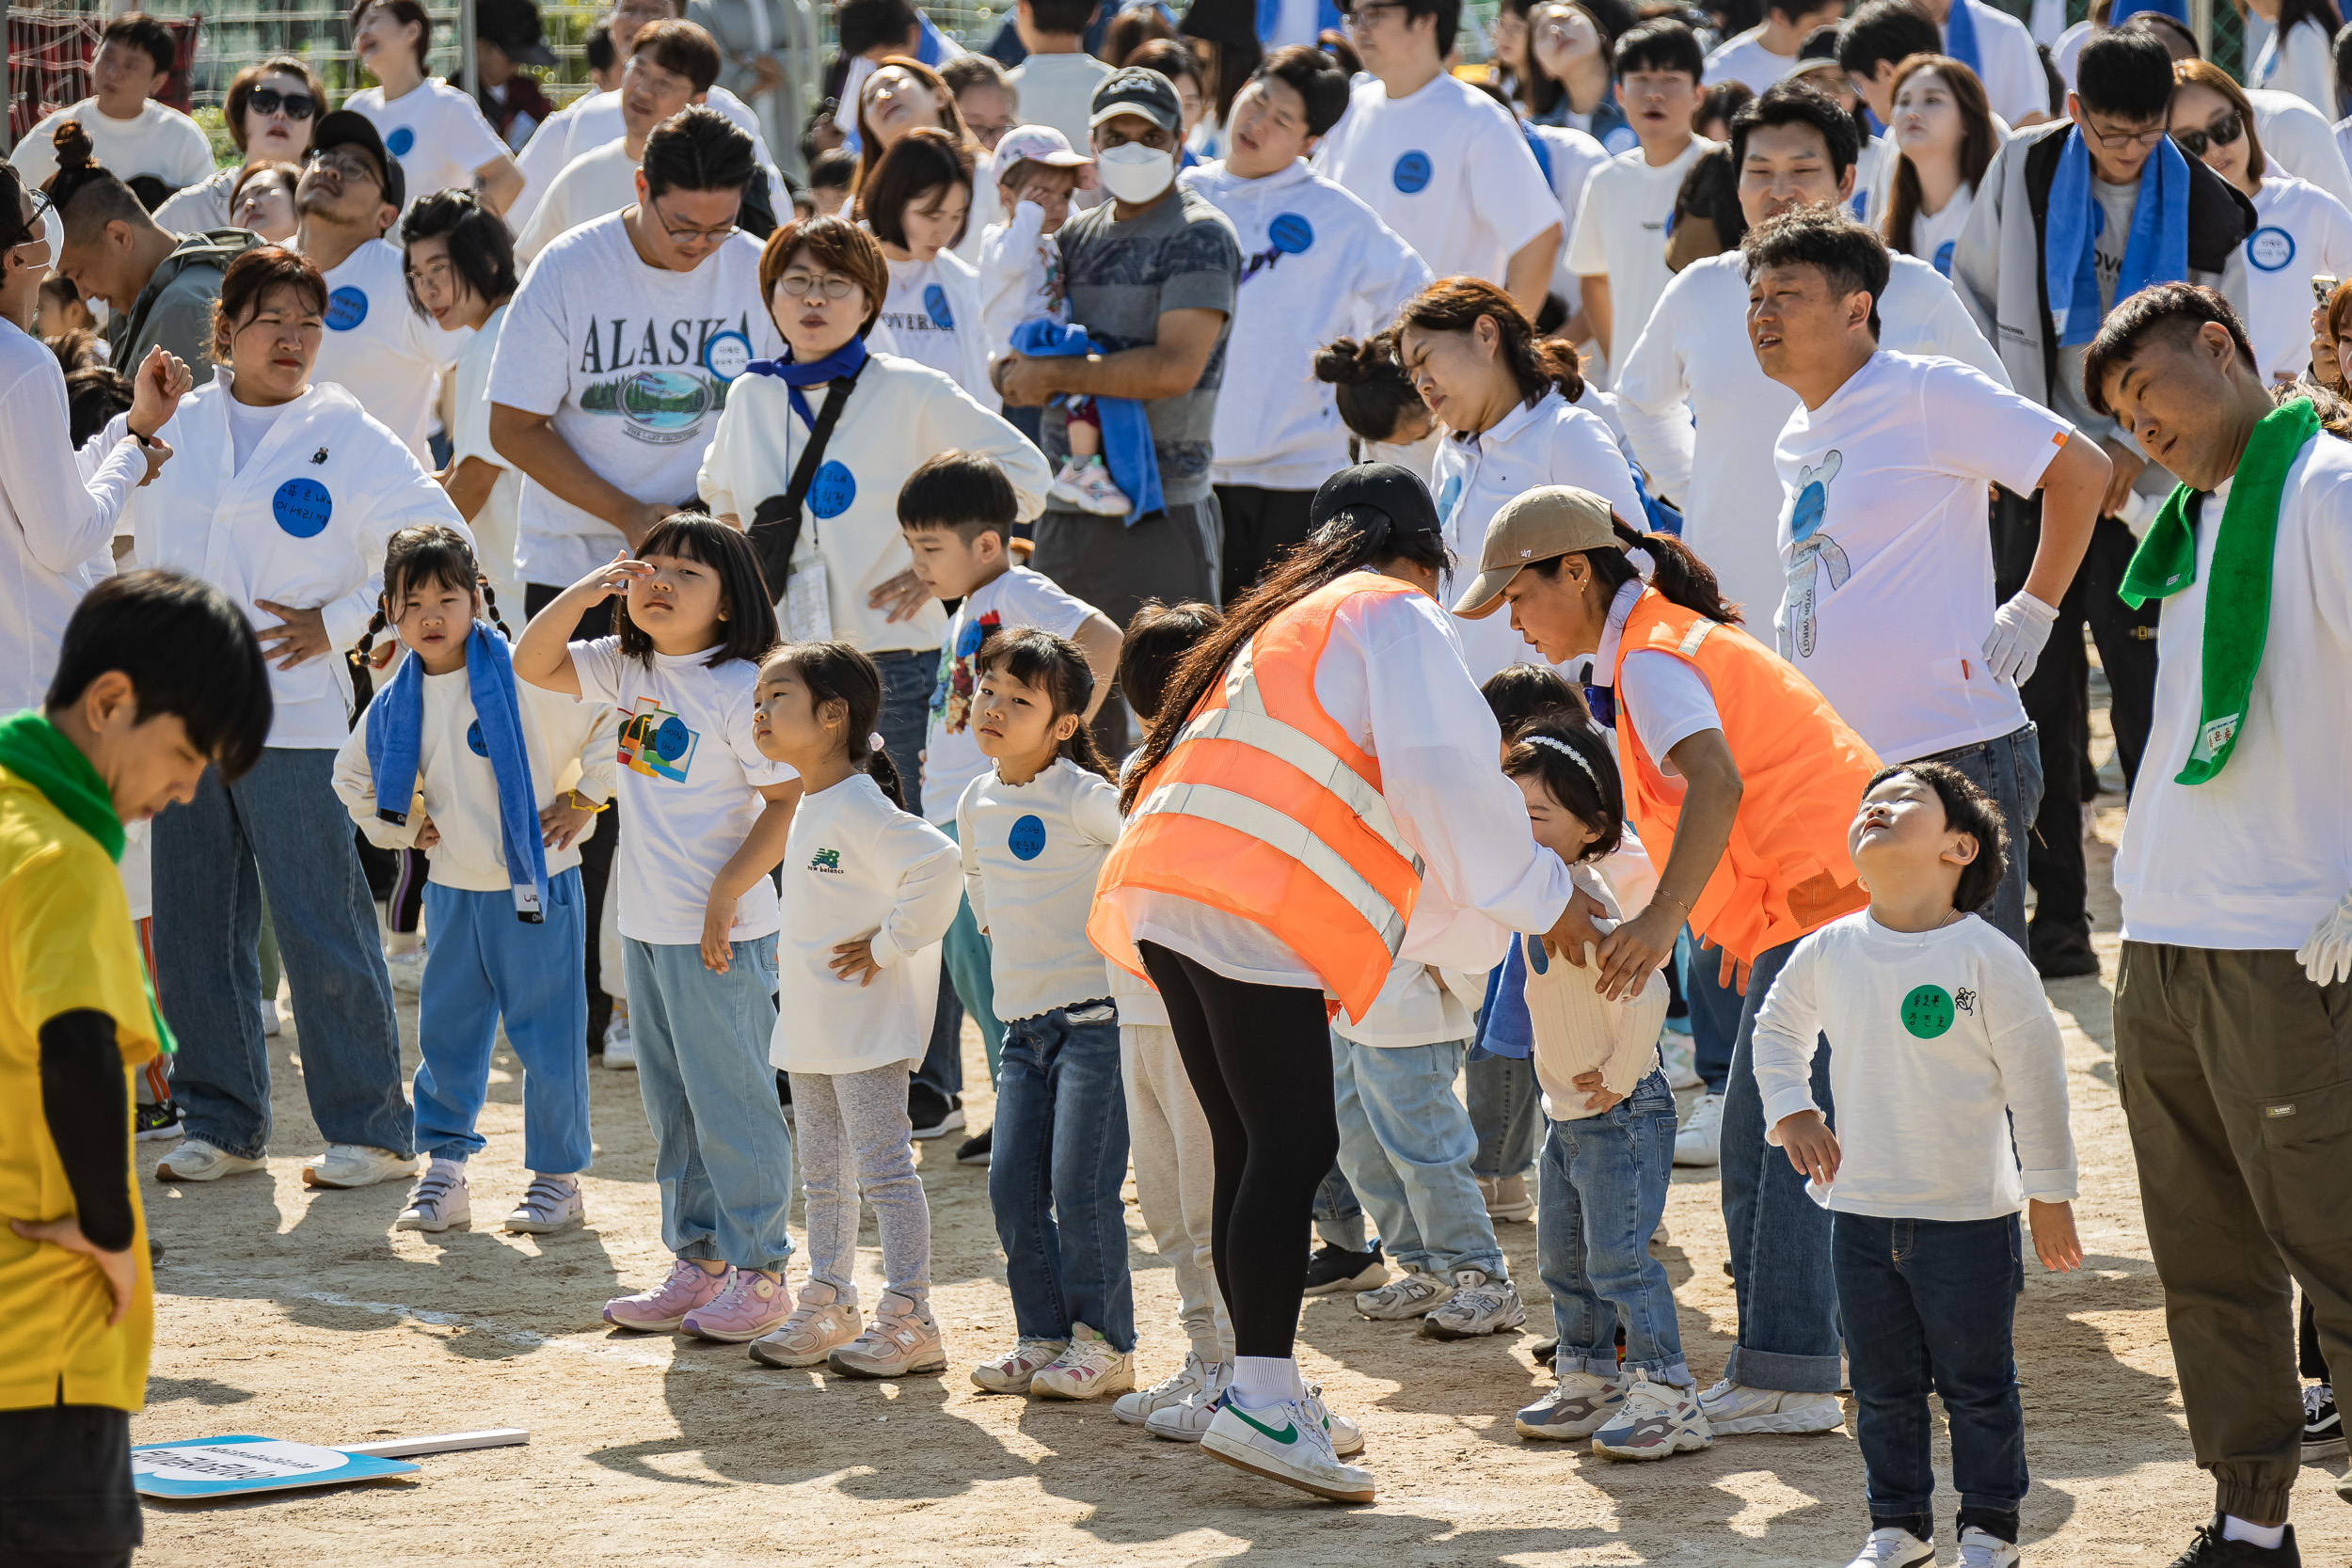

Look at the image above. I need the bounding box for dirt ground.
[135,705,2352,1565]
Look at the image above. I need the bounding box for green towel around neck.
[2118,397,2318,784]
[0,708,177,1053]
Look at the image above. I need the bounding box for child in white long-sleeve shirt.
[1754,761,2082,1568]
[747,641,963,1379]
[331,525,616,1237]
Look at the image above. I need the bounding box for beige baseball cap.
[1451,485,1623,620]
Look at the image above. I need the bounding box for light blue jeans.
[991,1000,1135,1350]
[1469,1052,1542,1183]
[415,870,591,1174]
[1538,1068,1689,1384]
[1329,1032,1503,1279]
[152,747,408,1159]
[622,935,794,1273]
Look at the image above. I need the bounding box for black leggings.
[1139,941,1338,1360]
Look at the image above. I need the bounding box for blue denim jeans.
[1683,927,1740,1097]
[936,818,1004,1079]
[1330,1033,1503,1279]
[1468,1050,1543,1183]
[153,747,408,1159]
[1312,1160,1366,1251]
[1537,1069,1688,1384]
[622,935,795,1272]
[1719,936,1843,1392]
[416,870,591,1174]
[1912,721,2042,954]
[1834,1212,2028,1543]
[991,1000,1135,1349]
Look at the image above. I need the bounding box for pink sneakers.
[679,1268,791,1343]
[604,1258,728,1333]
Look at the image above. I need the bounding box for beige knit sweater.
[1523,862,1671,1120]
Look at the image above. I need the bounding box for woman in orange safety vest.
[1090,465,1586,1507]
[1453,484,1882,1448]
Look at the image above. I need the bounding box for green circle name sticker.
[1900,984,1956,1039]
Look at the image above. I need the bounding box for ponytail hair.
[1525,515,1742,626]
[355,523,508,669]
[977,626,1116,782]
[1313,331,1426,446]
[1394,277,1584,410]
[763,641,908,808]
[1502,721,1626,863]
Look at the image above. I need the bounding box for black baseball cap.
[476,0,559,66]
[1089,67,1184,135]
[1310,463,1442,542]
[310,109,405,210]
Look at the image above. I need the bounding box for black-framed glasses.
[647,196,740,245]
[2171,109,2244,158]
[2079,114,2168,151]
[248,87,318,119]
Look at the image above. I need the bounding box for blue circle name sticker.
[923,282,954,329]
[1392,151,1432,193]
[1933,240,1956,277]
[701,329,752,382]
[324,286,369,331]
[2248,226,2296,272]
[809,460,856,518]
[652,715,691,762]
[272,477,332,537]
[466,720,488,757]
[1009,814,1047,861]
[385,126,416,157]
[1269,213,1314,254]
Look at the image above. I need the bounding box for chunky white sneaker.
[1956,1527,2020,1567]
[1674,1091,1724,1166]
[1047,456,1092,510]
[1145,1383,1226,1442]
[749,1280,861,1369]
[153,1137,266,1182]
[1201,1395,1375,1503]
[1115,1350,1218,1426]
[1356,1269,1454,1321]
[394,1159,470,1232]
[1591,1370,1713,1460]
[504,1174,583,1234]
[1302,1383,1365,1457]
[971,1337,1068,1394]
[1843,1527,1937,1567]
[384,947,425,994]
[302,1144,418,1189]
[1516,1369,1626,1440]
[1661,1032,1702,1090]
[602,1013,635,1070]
[1032,1322,1134,1399]
[258,995,281,1037]
[1479,1173,1535,1222]
[1697,1378,1845,1435]
[1066,457,1132,516]
[829,1292,947,1378]
[1421,1269,1528,1339]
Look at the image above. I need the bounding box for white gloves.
[2296,890,2352,987]
[1982,591,2060,686]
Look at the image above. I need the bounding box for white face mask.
[1095,140,1176,203]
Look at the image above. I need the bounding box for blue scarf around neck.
[1942,0,1982,82]
[365,623,548,923]
[745,335,870,430]
[2044,128,2189,349]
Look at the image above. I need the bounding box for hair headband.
[1525,731,1601,791]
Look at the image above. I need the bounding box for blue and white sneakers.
[1201,1393,1375,1503]
[1591,1370,1713,1460]
[1515,1368,1626,1440]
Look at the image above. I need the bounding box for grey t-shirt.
[1044,183,1242,509]
[2053,175,2139,443]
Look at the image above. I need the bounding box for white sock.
[1231,1354,1302,1408]
[2222,1517,2287,1550]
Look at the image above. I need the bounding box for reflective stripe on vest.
[1126,779,1411,956]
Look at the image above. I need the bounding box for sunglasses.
[248,87,319,119]
[2170,109,2244,158]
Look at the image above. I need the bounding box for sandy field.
[133,744,2352,1564]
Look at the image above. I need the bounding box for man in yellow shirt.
[0,568,267,1567]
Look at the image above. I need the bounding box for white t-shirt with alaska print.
[488,214,782,586]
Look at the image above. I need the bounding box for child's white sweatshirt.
[977,199,1068,357]
[1330,953,1486,1048]
[332,663,619,892]
[771,772,962,1076]
[1521,861,1669,1119]
[959,756,1122,1022]
[1749,910,2077,1221]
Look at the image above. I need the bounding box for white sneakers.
[258,995,281,1037]
[1843,1528,1937,1567]
[1115,1350,1224,1428]
[395,1159,470,1231]
[153,1138,266,1182]
[602,1011,635,1070]
[505,1174,584,1234]
[302,1144,418,1189]
[1201,1394,1375,1504]
[1032,1322,1134,1399]
[1591,1370,1713,1460]
[749,1280,862,1369]
[1421,1269,1528,1339]
[971,1337,1069,1394]
[1956,1528,2020,1567]
[1697,1378,1845,1435]
[1047,456,1131,516]
[1674,1090,1724,1166]
[1356,1269,1454,1321]
[1478,1173,1535,1221]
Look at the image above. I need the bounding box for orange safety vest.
[1090,574,1425,1022]
[1611,588,1879,964]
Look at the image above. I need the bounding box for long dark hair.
[1883,55,1995,260]
[1395,277,1585,410]
[2279,0,2344,58]
[619,515,782,669]
[1119,510,1450,811]
[765,641,907,807]
[977,627,1116,781]
[1314,331,1427,447]
[1524,515,1743,626]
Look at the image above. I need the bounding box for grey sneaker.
[1356,1269,1454,1321]
[394,1159,470,1232]
[1420,1269,1527,1339]
[1591,1370,1712,1460]
[1515,1369,1625,1440]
